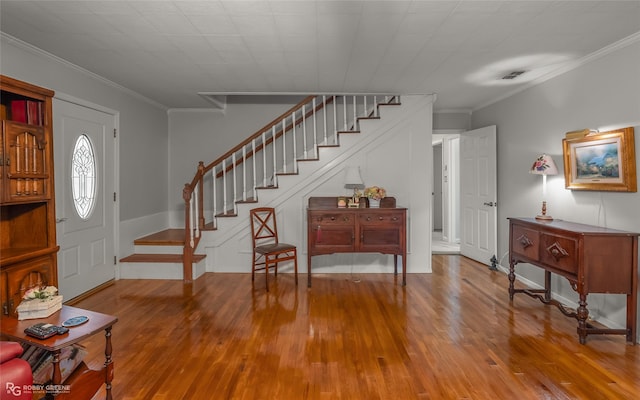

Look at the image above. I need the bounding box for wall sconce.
[530,154,558,220]
[343,166,364,205]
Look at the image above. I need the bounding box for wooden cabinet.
[0,75,58,317]
[307,197,407,287]
[508,217,638,344]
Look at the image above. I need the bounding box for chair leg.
[265,258,269,292]
[252,251,256,282]
[294,251,298,285]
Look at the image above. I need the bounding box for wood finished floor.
[76,255,640,399]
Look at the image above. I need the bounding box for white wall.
[472,38,640,337]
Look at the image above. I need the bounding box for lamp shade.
[530,154,558,176]
[343,166,364,189]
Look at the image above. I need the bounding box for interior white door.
[54,99,116,300]
[460,125,497,265]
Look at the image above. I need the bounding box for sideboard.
[508,217,638,344]
[307,197,407,287]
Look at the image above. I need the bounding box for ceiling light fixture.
[501,71,527,80]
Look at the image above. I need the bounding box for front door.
[460,125,497,266]
[53,98,116,300]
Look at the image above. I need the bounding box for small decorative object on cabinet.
[15,286,62,320]
[364,186,386,208]
[1,75,59,318]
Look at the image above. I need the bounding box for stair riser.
[133,244,185,254]
[119,260,206,280]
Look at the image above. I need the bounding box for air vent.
[501,71,526,80]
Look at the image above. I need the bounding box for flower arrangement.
[363,186,386,200]
[23,286,58,301]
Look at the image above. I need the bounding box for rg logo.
[5,382,22,396]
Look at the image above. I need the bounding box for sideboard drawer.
[359,211,404,226]
[311,212,354,225]
[540,233,578,275]
[511,224,539,261]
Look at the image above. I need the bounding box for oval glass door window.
[71,134,97,219]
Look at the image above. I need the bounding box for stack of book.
[19,343,87,384]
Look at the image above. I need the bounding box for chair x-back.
[249,207,298,291]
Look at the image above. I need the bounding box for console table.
[508,217,638,344]
[307,197,407,287]
[1,305,118,399]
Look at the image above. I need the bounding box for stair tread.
[134,229,185,245]
[120,253,206,263]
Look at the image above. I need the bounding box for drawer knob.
[379,216,383,221]
[330,216,335,221]
[546,242,569,261]
[517,234,533,249]
[392,217,398,221]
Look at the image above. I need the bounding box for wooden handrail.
[200,95,316,177]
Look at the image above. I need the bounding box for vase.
[368,198,380,208]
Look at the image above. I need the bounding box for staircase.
[120,95,401,282]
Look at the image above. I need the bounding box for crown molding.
[1,32,168,111]
[472,30,640,113]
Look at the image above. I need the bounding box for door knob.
[483,202,496,207]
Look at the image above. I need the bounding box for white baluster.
[262,132,267,187]
[252,139,257,199]
[364,96,368,117]
[322,95,328,145]
[232,152,238,213]
[333,96,337,144]
[302,104,308,158]
[312,97,318,158]
[282,118,287,173]
[194,185,200,239]
[222,158,227,214]
[212,166,217,228]
[374,96,379,117]
[292,111,298,173]
[242,146,247,201]
[342,96,347,131]
[272,126,277,187]
[353,95,357,130]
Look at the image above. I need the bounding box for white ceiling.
[1,1,639,111]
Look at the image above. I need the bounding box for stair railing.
[181,94,400,282]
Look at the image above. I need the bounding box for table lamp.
[343,166,364,205]
[530,154,558,220]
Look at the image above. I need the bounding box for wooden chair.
[250,207,298,291]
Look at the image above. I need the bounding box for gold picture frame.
[562,127,636,192]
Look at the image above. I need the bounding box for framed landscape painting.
[562,127,636,192]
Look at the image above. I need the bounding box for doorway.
[53,96,118,301]
[432,131,461,254]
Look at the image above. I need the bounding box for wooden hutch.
[0,75,58,317]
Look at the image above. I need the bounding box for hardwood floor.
[76,255,640,399]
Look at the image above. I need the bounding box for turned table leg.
[508,260,516,300]
[105,326,114,400]
[577,294,589,345]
